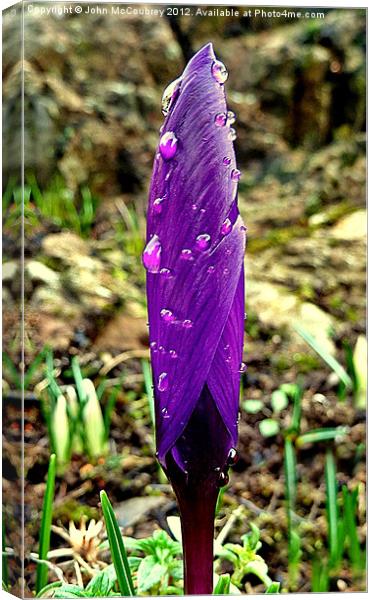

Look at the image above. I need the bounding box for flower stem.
[166,455,219,595]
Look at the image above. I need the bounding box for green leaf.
[296,426,348,447]
[35,581,63,598]
[213,574,231,595]
[54,585,88,598]
[137,556,168,593]
[242,399,264,414]
[265,582,281,593]
[290,384,302,434]
[325,449,339,567]
[284,438,297,519]
[100,491,135,596]
[259,418,279,437]
[294,324,352,390]
[36,454,56,593]
[271,390,288,413]
[342,485,364,571]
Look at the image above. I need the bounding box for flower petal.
[145,43,246,467]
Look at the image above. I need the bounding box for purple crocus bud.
[143,43,246,594]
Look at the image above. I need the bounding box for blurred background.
[2,3,366,596]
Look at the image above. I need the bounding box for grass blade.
[284,438,297,518]
[142,359,154,427]
[290,384,302,434]
[296,426,348,447]
[36,454,56,592]
[325,449,339,567]
[294,325,352,389]
[342,485,363,572]
[213,574,231,594]
[100,491,135,596]
[265,582,281,593]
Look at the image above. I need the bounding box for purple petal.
[145,43,246,468]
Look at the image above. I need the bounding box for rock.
[42,232,88,262]
[115,496,166,528]
[25,260,59,287]
[330,209,367,240]
[246,277,336,355]
[2,261,19,281]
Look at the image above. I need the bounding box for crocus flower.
[143,43,246,594]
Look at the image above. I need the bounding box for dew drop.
[191,204,198,211]
[227,448,239,466]
[160,267,173,279]
[160,308,175,323]
[211,60,228,84]
[159,131,178,160]
[218,471,229,487]
[221,218,232,236]
[150,341,157,351]
[239,362,247,373]
[169,349,178,359]
[158,372,169,392]
[159,345,166,354]
[223,268,229,275]
[228,127,237,141]
[195,233,211,251]
[161,77,182,116]
[207,265,215,274]
[200,208,206,214]
[227,110,236,125]
[182,319,193,329]
[161,407,170,419]
[142,234,162,273]
[214,112,227,127]
[153,197,164,213]
[223,156,232,166]
[231,169,241,182]
[180,249,194,261]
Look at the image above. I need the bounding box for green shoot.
[294,324,352,392]
[36,454,56,593]
[213,574,231,594]
[325,449,339,568]
[100,491,135,596]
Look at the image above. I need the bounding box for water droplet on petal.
[161,407,170,419]
[231,169,241,181]
[239,362,247,373]
[195,233,211,251]
[182,319,193,329]
[150,341,157,351]
[169,349,178,359]
[207,265,215,274]
[223,156,232,166]
[153,197,164,213]
[227,448,239,466]
[227,110,236,124]
[218,471,229,487]
[160,267,173,279]
[159,131,178,160]
[180,249,194,261]
[142,234,162,273]
[214,112,227,127]
[211,60,228,84]
[158,345,166,354]
[160,308,176,323]
[221,218,232,236]
[161,77,182,116]
[223,268,229,275]
[191,204,198,211]
[228,127,237,141]
[158,372,169,392]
